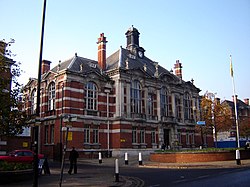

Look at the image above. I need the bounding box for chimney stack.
[244,98,249,105]
[215,97,221,105]
[174,60,182,79]
[41,60,51,74]
[97,33,108,70]
[232,95,238,103]
[0,41,7,55]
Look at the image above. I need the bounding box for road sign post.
[197,121,206,148]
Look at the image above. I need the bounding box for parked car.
[0,150,44,164]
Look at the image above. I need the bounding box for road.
[120,166,250,187]
[4,158,250,187]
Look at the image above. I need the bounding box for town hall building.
[22,27,211,159]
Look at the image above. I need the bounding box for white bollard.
[99,152,102,164]
[236,149,241,165]
[138,152,142,165]
[115,159,119,182]
[125,152,128,165]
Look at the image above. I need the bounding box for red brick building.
[217,96,250,147]
[22,27,212,159]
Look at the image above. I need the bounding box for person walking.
[68,147,79,174]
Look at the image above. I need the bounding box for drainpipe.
[59,83,64,162]
[107,91,110,155]
[105,88,111,157]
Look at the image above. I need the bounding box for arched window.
[48,82,56,111]
[130,80,142,114]
[160,87,172,116]
[85,82,98,111]
[184,93,191,120]
[31,89,37,114]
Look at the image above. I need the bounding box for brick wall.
[150,150,250,163]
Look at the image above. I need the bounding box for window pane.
[50,125,54,143]
[131,81,141,114]
[45,126,49,144]
[31,89,37,114]
[132,127,137,143]
[84,128,90,143]
[151,129,156,143]
[48,82,56,111]
[93,129,99,143]
[86,82,97,111]
[140,129,145,143]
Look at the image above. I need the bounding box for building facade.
[217,96,250,147]
[23,27,210,159]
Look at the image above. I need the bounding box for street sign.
[197,121,206,125]
[67,132,72,141]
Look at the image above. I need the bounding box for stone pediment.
[42,71,57,82]
[160,73,178,83]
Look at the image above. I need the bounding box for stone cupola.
[125,25,140,51]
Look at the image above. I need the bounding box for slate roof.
[40,46,199,92]
[106,47,173,79]
[223,99,249,110]
[50,55,101,75]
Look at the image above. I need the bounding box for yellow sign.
[120,139,126,142]
[23,142,28,147]
[67,132,72,141]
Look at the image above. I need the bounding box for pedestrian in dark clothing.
[68,147,79,174]
[161,143,166,151]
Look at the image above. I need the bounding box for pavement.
[3,156,250,187]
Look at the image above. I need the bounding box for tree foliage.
[0,39,28,136]
[198,96,232,135]
[239,117,250,138]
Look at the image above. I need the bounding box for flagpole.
[230,55,241,165]
[230,55,240,148]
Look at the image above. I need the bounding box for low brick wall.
[150,150,250,163]
[0,169,33,184]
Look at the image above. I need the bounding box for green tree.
[0,39,28,136]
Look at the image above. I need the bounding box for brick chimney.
[41,60,51,74]
[174,60,182,79]
[244,98,249,105]
[97,33,108,70]
[232,95,238,103]
[215,97,221,105]
[0,41,7,55]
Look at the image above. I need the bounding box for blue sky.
[1,0,250,101]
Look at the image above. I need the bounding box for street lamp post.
[59,83,64,162]
[104,86,111,157]
[33,0,47,186]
